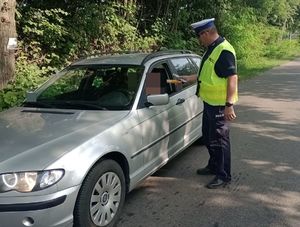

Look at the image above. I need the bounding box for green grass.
[238,57,286,79]
[238,40,300,80]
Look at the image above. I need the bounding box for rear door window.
[169,57,198,91]
[190,57,201,70]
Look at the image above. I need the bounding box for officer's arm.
[226,74,238,104]
[225,74,238,121]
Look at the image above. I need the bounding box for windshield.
[24,65,144,110]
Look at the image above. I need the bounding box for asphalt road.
[118,58,300,227]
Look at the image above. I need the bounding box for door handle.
[176,98,185,105]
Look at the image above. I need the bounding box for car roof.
[71,50,198,66]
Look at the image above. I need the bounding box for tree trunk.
[171,0,180,32]
[0,0,16,89]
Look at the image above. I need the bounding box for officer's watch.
[225,102,233,107]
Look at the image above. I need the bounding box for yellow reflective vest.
[198,39,238,106]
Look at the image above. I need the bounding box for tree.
[0,0,16,89]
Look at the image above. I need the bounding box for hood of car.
[0,107,129,172]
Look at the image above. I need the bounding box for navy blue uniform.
[199,36,236,181]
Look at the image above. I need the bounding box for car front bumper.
[0,185,80,227]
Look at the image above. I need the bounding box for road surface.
[118,58,300,227]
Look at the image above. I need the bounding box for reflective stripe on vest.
[198,39,238,106]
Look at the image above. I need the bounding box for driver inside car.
[97,69,132,107]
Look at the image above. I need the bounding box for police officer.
[191,18,238,189]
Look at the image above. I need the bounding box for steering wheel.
[98,89,132,107]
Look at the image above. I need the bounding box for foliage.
[221,8,264,61]
[1,0,300,111]
[60,2,162,56]
[265,39,300,59]
[17,7,74,72]
[0,58,47,111]
[238,39,300,79]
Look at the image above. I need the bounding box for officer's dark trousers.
[202,101,231,181]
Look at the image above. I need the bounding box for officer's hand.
[224,106,236,121]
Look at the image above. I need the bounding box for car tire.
[74,159,126,227]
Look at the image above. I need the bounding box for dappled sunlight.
[208,195,245,208]
[136,176,179,193]
[119,59,300,226]
[182,95,203,147]
[242,159,273,166]
[272,165,300,174]
[239,62,300,101]
[234,122,300,141]
[241,158,300,179]
[121,141,300,226]
[291,169,300,175]
[238,95,300,123]
[0,109,45,133]
[250,190,300,219]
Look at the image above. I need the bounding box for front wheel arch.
[73,159,126,227]
[100,152,130,193]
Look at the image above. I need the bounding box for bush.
[1,2,164,111]
[265,39,300,59]
[68,3,161,54]
[220,8,266,63]
[17,8,74,72]
[0,60,46,111]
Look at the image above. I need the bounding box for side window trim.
[189,56,201,71]
[169,57,198,92]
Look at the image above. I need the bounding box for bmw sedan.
[0,50,203,227]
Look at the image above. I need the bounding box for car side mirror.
[146,93,169,106]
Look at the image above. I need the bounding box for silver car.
[0,50,203,227]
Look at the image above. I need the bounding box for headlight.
[0,169,64,193]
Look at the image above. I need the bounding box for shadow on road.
[118,59,300,227]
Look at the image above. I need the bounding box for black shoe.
[196,167,215,175]
[206,177,230,189]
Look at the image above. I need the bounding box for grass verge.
[238,40,300,80]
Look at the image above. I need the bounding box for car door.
[167,56,203,157]
[135,61,188,176]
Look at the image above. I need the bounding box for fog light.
[22,217,34,226]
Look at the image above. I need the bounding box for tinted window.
[170,58,198,90]
[29,65,143,110]
[191,57,201,70]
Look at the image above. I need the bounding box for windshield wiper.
[54,101,108,110]
[23,101,56,108]
[24,100,107,110]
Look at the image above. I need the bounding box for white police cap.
[191,18,215,35]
